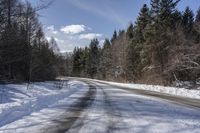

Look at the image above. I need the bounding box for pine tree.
[194,8,200,42]
[151,0,180,28]
[148,0,180,71]
[195,8,200,23]
[111,30,117,43]
[182,6,194,35]
[125,4,151,81]
[99,39,112,79]
[86,39,100,78]
[135,4,150,43]
[72,47,82,77]
[126,23,134,39]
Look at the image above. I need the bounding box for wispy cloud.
[66,0,129,26]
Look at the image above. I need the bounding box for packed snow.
[0,80,89,131]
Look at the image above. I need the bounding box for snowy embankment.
[67,77,200,99]
[0,80,87,127]
[104,81,200,99]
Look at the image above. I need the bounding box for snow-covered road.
[0,79,200,133]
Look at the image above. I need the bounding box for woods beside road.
[67,0,200,87]
[1,0,200,88]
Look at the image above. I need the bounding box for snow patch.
[0,80,87,127]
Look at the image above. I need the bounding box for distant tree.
[182,6,194,36]
[99,39,112,79]
[135,4,150,43]
[126,23,134,39]
[125,4,151,81]
[72,47,82,77]
[86,39,100,78]
[147,0,180,71]
[195,8,200,24]
[111,30,117,43]
[49,37,60,53]
[35,27,44,50]
[193,8,200,42]
[65,52,73,76]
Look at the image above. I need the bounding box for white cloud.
[47,25,54,31]
[45,24,104,52]
[60,24,86,34]
[79,33,102,40]
[54,37,64,43]
[47,25,58,34]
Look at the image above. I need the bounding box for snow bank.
[104,82,200,99]
[67,77,200,99]
[0,80,87,127]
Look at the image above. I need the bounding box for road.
[41,79,200,133]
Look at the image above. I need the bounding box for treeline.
[69,0,200,85]
[0,0,63,81]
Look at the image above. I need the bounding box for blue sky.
[32,0,200,52]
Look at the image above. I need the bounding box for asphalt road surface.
[41,78,200,133]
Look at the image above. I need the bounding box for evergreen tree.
[86,39,100,78]
[111,30,117,43]
[151,0,180,28]
[135,4,150,43]
[126,23,134,39]
[147,0,180,71]
[72,47,82,77]
[99,39,112,79]
[182,6,194,36]
[195,8,200,23]
[194,8,200,42]
[126,4,151,80]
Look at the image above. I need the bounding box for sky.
[31,0,200,53]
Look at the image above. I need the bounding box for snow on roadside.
[106,81,200,99]
[66,77,200,99]
[0,80,87,127]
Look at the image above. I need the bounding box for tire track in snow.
[43,82,97,133]
[99,86,129,133]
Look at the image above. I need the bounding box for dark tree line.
[68,0,200,85]
[0,0,62,82]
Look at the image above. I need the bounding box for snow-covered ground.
[0,80,89,132]
[0,78,200,133]
[103,81,200,99]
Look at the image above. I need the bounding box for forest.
[0,0,65,82]
[1,0,200,86]
[69,0,200,85]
